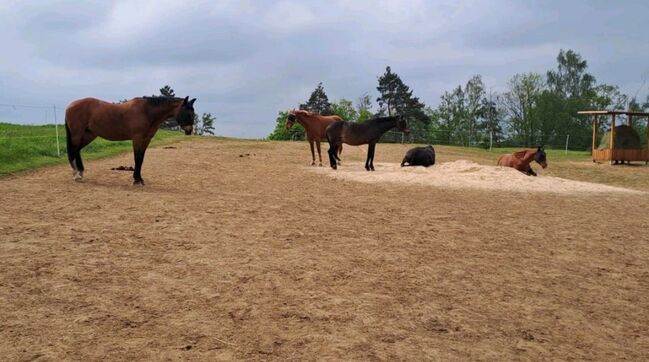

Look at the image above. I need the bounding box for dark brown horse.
[65,96,196,185]
[326,115,409,171]
[496,146,547,176]
[286,109,343,166]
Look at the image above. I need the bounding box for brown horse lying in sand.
[65,96,196,185]
[287,109,343,166]
[497,146,547,176]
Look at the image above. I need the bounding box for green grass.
[0,122,186,175]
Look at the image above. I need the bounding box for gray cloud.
[1,0,648,138]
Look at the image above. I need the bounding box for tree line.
[269,49,649,150]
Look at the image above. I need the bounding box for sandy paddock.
[1,139,648,360]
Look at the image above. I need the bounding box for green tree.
[464,75,486,145]
[544,49,598,149]
[330,98,357,121]
[159,85,175,97]
[376,66,429,139]
[593,84,628,110]
[300,82,332,115]
[437,85,466,144]
[195,113,215,135]
[478,92,505,145]
[268,111,305,140]
[547,50,596,100]
[502,72,544,147]
[356,94,374,122]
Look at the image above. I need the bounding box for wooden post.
[628,115,633,127]
[592,115,597,161]
[610,114,616,164]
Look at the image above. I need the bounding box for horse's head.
[534,146,547,168]
[286,109,297,129]
[396,115,410,134]
[176,97,196,135]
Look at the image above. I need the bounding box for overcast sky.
[1,0,648,138]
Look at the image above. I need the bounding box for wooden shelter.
[578,110,649,164]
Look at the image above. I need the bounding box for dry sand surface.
[313,160,641,194]
[1,138,649,361]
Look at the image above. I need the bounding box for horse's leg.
[308,140,316,166]
[335,144,342,164]
[526,165,537,176]
[132,136,152,185]
[327,141,337,170]
[365,143,373,171]
[365,143,376,171]
[316,140,323,167]
[73,131,97,180]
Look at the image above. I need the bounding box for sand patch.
[314,160,640,194]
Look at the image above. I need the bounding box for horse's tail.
[65,118,74,163]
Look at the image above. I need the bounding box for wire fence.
[0,102,64,158]
[380,130,579,152]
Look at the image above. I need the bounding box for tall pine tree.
[376,66,429,139]
[300,82,332,115]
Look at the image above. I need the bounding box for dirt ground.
[1,138,648,361]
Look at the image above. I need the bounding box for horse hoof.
[332,165,337,170]
[133,180,144,186]
[318,163,323,167]
[73,171,83,182]
[311,162,316,166]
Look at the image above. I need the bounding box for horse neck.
[520,151,536,164]
[145,101,182,125]
[373,117,398,135]
[295,114,318,130]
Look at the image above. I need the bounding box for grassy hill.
[0,123,185,174]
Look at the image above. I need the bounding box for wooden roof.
[578,110,649,116]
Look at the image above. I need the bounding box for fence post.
[565,134,569,155]
[53,104,61,157]
[489,132,493,152]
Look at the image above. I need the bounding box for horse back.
[65,97,143,141]
[496,154,511,166]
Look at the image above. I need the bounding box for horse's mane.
[293,109,317,116]
[368,115,400,123]
[141,96,183,107]
[512,149,537,159]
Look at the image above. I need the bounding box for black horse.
[326,115,409,170]
[401,145,436,167]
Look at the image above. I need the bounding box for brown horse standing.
[65,96,196,185]
[497,146,547,176]
[286,109,342,166]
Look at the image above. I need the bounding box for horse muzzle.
[182,125,193,135]
[540,161,548,169]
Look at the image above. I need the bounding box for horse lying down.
[401,145,436,167]
[496,146,547,176]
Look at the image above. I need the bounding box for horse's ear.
[183,96,189,105]
[189,98,196,106]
